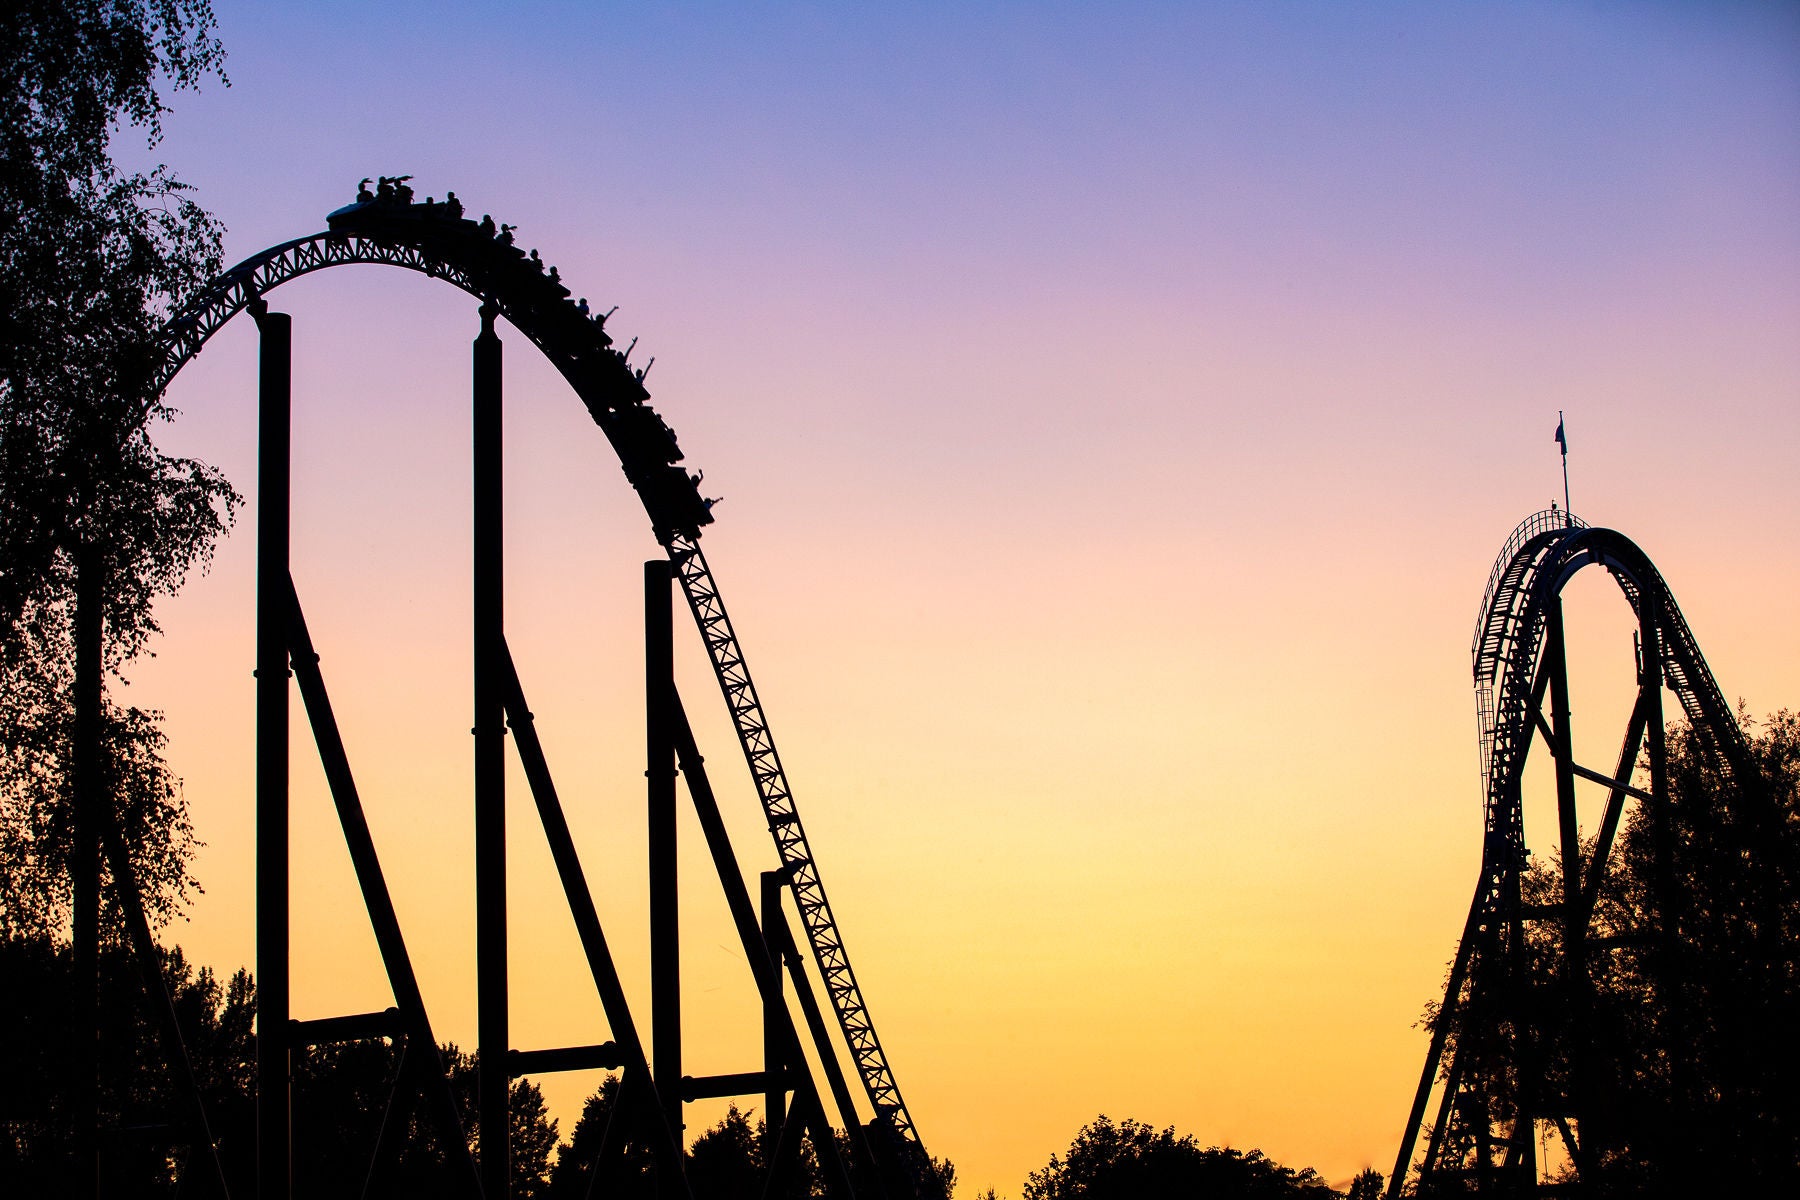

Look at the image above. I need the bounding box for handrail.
[1470,507,1587,671]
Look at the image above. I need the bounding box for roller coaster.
[95,182,942,1198]
[1386,508,1767,1197]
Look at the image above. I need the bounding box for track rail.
[149,195,933,1182]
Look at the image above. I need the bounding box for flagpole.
[1558,409,1571,525]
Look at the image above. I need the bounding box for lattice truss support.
[667,535,929,1165]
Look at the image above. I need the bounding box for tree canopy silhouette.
[1424,710,1800,1194]
[0,0,238,936]
[1023,1115,1342,1200]
[1537,710,1799,1191]
[0,936,254,1190]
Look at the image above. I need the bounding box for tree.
[0,934,256,1190]
[685,1104,767,1199]
[1022,1115,1338,1200]
[289,1039,558,1197]
[1553,710,1800,1191]
[1433,711,1800,1194]
[547,1074,661,1198]
[0,0,239,938]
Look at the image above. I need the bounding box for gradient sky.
[118,2,1800,1193]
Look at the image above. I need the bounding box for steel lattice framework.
[1388,508,1760,1198]
[141,195,936,1196]
[668,532,917,1143]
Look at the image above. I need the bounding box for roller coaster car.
[331,198,613,346]
[607,402,683,465]
[327,198,471,232]
[626,461,715,537]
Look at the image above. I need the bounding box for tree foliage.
[1544,710,1800,1190]
[1426,711,1800,1194]
[0,934,254,1190]
[0,934,573,1194]
[1023,1115,1340,1200]
[0,1,239,936]
[544,1073,667,1197]
[545,1095,958,1200]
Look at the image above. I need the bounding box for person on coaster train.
[373,175,414,204]
[479,214,496,238]
[444,191,463,219]
[357,177,374,203]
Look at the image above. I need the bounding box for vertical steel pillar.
[761,870,788,1159]
[1640,603,1672,934]
[474,303,509,1199]
[1546,601,1582,928]
[72,545,102,1198]
[1544,599,1583,1172]
[253,300,293,1200]
[646,558,681,1147]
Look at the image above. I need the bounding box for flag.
[1554,417,1566,452]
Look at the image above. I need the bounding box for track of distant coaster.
[151,197,929,1162]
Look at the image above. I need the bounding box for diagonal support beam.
[1569,759,1654,805]
[1386,889,1481,1200]
[285,580,479,1194]
[97,806,232,1196]
[498,642,692,1193]
[1578,694,1651,922]
[668,691,857,1198]
[766,882,887,1194]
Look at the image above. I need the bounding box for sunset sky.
[121,2,1800,1193]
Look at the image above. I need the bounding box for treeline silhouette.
[0,933,1383,1197]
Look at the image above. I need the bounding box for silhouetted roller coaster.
[72,182,1769,1199]
[111,182,942,1198]
[1387,508,1765,1197]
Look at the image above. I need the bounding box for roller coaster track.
[667,532,918,1144]
[150,196,932,1185]
[1389,508,1759,1198]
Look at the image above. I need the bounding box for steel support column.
[1640,605,1671,939]
[762,871,788,1160]
[1639,593,1690,1155]
[647,558,682,1146]
[1544,598,1586,1173]
[474,303,509,1199]
[1546,602,1582,937]
[253,301,292,1200]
